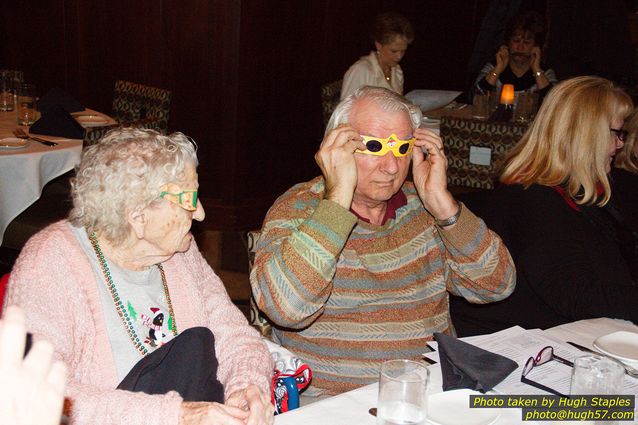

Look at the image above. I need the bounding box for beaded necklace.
[89,232,178,356]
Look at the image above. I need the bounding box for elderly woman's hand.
[412,128,458,224]
[179,401,250,425]
[314,124,364,210]
[226,384,274,425]
[0,306,67,425]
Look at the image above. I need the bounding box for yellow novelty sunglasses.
[356,133,415,157]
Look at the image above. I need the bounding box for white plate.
[593,331,638,365]
[75,114,109,127]
[427,389,500,425]
[0,137,29,149]
[405,89,462,112]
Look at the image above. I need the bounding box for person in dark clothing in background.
[473,11,557,100]
[610,107,638,260]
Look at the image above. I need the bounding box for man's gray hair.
[69,127,198,245]
[326,86,422,134]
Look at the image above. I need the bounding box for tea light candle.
[500,84,515,105]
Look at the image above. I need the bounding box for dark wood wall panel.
[1,0,490,230]
[162,0,240,203]
[0,3,69,89]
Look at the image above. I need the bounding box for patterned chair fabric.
[440,116,528,189]
[246,230,273,338]
[112,80,171,133]
[83,124,119,147]
[83,117,164,147]
[320,79,342,127]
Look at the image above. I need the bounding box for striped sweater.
[250,177,515,394]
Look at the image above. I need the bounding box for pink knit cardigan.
[6,221,273,425]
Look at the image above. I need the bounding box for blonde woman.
[611,107,638,232]
[451,76,638,337]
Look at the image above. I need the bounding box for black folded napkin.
[434,332,518,393]
[37,87,84,114]
[29,105,85,139]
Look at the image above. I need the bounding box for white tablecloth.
[0,108,114,246]
[0,138,82,246]
[274,319,638,425]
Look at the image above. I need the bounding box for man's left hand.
[530,46,542,73]
[226,384,274,425]
[412,128,459,222]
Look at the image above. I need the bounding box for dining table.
[419,102,530,190]
[0,108,116,246]
[274,318,638,425]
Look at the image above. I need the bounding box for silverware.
[12,128,58,146]
[567,341,638,378]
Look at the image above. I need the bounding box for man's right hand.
[179,401,250,425]
[314,125,364,209]
[495,45,509,74]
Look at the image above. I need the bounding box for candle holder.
[487,84,515,123]
[500,84,515,105]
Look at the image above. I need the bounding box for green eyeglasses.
[160,188,198,211]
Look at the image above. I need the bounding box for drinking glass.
[16,83,37,126]
[419,116,440,135]
[571,354,624,425]
[514,91,538,123]
[0,72,15,111]
[472,93,490,120]
[377,359,429,425]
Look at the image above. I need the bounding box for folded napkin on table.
[29,105,85,139]
[434,332,517,393]
[37,87,84,114]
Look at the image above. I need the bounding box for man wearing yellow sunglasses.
[251,86,515,395]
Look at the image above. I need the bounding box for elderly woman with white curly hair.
[5,128,274,425]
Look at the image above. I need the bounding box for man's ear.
[127,207,147,240]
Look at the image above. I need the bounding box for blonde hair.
[614,107,638,174]
[501,76,633,206]
[69,128,198,245]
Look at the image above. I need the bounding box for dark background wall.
[1,0,633,233]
